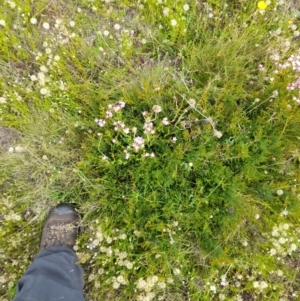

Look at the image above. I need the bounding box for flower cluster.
[274,52,300,104]
[143,119,155,134]
[267,223,298,257]
[94,102,173,159]
[133,136,145,151]
[136,275,166,301]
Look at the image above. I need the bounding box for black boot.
[40,204,80,251]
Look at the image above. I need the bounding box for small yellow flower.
[257,1,267,10]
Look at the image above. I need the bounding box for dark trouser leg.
[13,246,85,301]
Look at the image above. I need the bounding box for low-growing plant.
[0,0,300,300]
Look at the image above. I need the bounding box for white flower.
[172,136,177,143]
[163,7,169,16]
[219,293,226,301]
[210,285,216,293]
[137,278,147,290]
[162,117,169,125]
[117,275,127,285]
[276,189,283,196]
[69,21,75,27]
[183,4,190,11]
[171,19,177,27]
[144,292,156,301]
[279,237,286,244]
[290,243,297,252]
[103,30,110,36]
[260,281,268,289]
[277,270,283,277]
[55,19,62,25]
[93,239,100,246]
[291,24,297,31]
[275,28,282,35]
[0,20,6,27]
[40,65,48,73]
[8,147,14,153]
[54,55,60,61]
[43,22,50,30]
[40,87,50,95]
[0,97,7,103]
[119,233,127,239]
[242,240,248,247]
[9,1,16,8]
[125,261,133,269]
[114,23,121,30]
[152,105,162,113]
[148,275,158,287]
[270,248,276,256]
[283,223,289,230]
[188,98,196,108]
[158,281,166,289]
[220,276,228,286]
[30,18,37,24]
[132,127,137,134]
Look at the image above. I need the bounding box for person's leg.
[13,204,85,301]
[13,246,84,301]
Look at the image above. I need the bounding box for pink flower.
[113,121,125,131]
[98,119,106,127]
[95,118,106,127]
[133,137,145,151]
[119,101,125,108]
[143,121,155,134]
[287,77,300,91]
[288,54,300,72]
[106,111,113,118]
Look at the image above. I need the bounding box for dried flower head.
[152,105,162,113]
